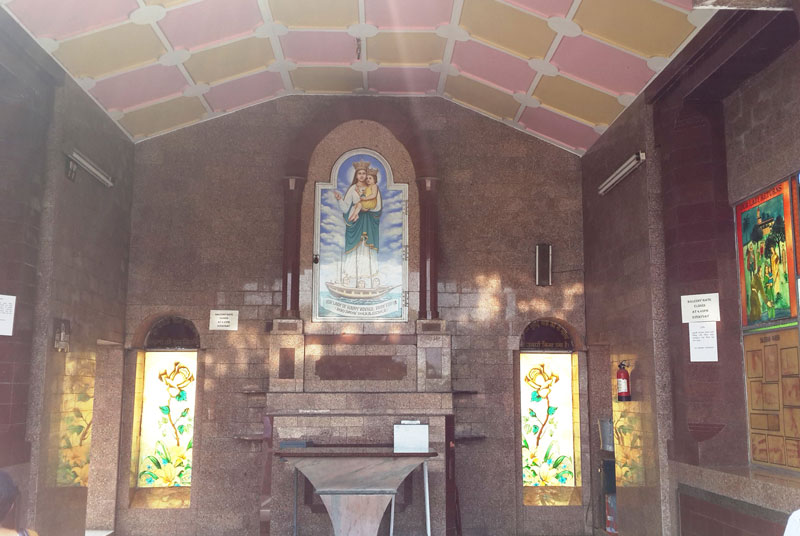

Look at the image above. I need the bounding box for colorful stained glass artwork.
[55,353,95,487]
[137,352,196,488]
[736,180,797,328]
[520,353,577,495]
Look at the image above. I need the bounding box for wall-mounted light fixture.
[54,318,70,353]
[597,151,646,196]
[65,149,114,187]
[535,243,552,286]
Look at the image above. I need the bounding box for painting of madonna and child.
[736,180,797,329]
[313,149,408,322]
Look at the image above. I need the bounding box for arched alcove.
[128,315,200,509]
[517,318,585,507]
[520,317,584,352]
[297,119,421,324]
[144,316,200,349]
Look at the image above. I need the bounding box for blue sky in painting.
[741,194,784,245]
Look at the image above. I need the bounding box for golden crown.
[367,167,379,177]
[352,161,370,172]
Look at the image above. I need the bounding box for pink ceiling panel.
[7,0,138,40]
[451,40,535,93]
[519,106,599,151]
[280,31,356,65]
[204,70,284,111]
[504,0,572,18]
[90,64,188,110]
[368,67,438,94]
[551,36,655,95]
[365,0,453,30]
[158,0,263,51]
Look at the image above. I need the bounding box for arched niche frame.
[298,120,421,329]
[514,318,589,514]
[278,103,443,321]
[121,314,203,513]
[312,148,409,322]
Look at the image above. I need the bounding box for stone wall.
[581,98,670,536]
[0,14,54,469]
[678,488,787,536]
[25,76,135,535]
[654,98,746,468]
[725,40,800,203]
[125,95,585,536]
[0,12,136,535]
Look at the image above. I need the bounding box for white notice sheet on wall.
[0,295,16,336]
[689,321,718,362]
[209,310,239,331]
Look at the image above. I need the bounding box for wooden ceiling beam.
[646,11,799,105]
[693,0,791,8]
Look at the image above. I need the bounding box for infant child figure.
[348,168,379,222]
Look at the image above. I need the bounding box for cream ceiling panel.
[367,33,447,65]
[291,67,363,93]
[54,24,165,79]
[184,38,275,85]
[445,75,520,119]
[269,0,358,28]
[119,96,206,137]
[460,0,555,59]
[574,0,695,58]
[533,76,623,125]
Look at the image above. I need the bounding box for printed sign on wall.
[0,295,15,336]
[313,149,408,322]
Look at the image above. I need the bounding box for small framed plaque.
[209,310,239,331]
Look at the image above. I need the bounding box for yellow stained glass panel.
[521,352,581,505]
[137,351,197,488]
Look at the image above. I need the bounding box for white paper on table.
[689,321,718,362]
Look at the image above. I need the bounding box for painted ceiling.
[1,0,715,154]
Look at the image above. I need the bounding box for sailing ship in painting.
[314,150,407,321]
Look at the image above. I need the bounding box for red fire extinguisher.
[617,361,631,402]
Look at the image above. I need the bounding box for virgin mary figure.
[332,161,383,291]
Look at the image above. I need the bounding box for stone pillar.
[416,177,440,320]
[85,344,124,531]
[281,177,306,318]
[655,100,747,466]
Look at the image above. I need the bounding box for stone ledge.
[673,461,800,515]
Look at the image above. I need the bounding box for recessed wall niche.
[129,316,200,509]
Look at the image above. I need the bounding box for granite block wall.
[581,98,671,536]
[0,16,54,468]
[678,488,787,536]
[125,95,586,535]
[0,12,135,535]
[23,75,135,535]
[654,98,747,468]
[725,40,800,204]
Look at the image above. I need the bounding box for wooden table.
[275,450,438,536]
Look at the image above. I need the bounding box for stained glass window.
[136,352,196,488]
[520,352,581,506]
[55,353,95,487]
